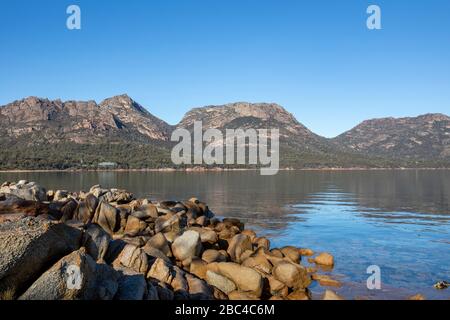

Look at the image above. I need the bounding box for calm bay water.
[1,170,449,299]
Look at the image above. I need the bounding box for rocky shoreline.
[0,180,344,300]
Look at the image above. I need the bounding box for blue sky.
[0,0,449,137]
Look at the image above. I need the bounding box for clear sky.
[1,0,449,137]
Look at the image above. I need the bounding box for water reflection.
[1,170,449,228]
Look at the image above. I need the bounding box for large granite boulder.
[216,262,263,297]
[19,248,119,300]
[171,230,202,264]
[0,218,82,298]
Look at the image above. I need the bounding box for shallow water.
[1,170,449,299]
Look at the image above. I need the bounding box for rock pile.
[0,181,340,300]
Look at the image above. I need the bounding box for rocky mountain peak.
[333,113,450,159]
[416,113,449,122]
[178,102,304,131]
[100,94,148,114]
[0,95,172,144]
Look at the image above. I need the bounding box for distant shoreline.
[1,167,449,173]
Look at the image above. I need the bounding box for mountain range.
[0,94,449,170]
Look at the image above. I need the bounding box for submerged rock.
[314,252,334,267]
[312,274,341,287]
[323,289,344,300]
[433,281,449,290]
[272,261,311,289]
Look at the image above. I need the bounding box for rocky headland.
[0,180,342,301]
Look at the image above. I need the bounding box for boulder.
[268,276,288,297]
[155,214,184,234]
[213,287,229,300]
[137,204,159,219]
[102,189,134,204]
[227,234,252,263]
[0,195,51,218]
[72,193,98,224]
[189,258,208,280]
[299,248,314,256]
[92,201,119,235]
[19,248,119,300]
[73,202,92,224]
[270,248,284,258]
[0,218,81,298]
[189,227,218,244]
[323,289,344,300]
[124,215,147,237]
[0,181,46,202]
[143,245,172,264]
[242,254,273,274]
[115,267,147,300]
[163,231,179,243]
[272,261,311,289]
[53,190,69,202]
[314,252,334,267]
[171,266,188,295]
[83,223,111,262]
[89,185,108,198]
[171,230,202,263]
[216,262,263,297]
[112,244,148,274]
[240,250,254,262]
[222,218,244,231]
[151,281,174,300]
[260,249,284,266]
[202,249,227,263]
[146,232,172,257]
[147,258,174,285]
[312,274,341,287]
[104,239,126,263]
[228,291,259,300]
[254,237,270,250]
[241,229,257,242]
[281,246,301,264]
[206,270,236,295]
[287,289,311,300]
[217,228,235,240]
[146,281,159,300]
[186,274,214,300]
[60,199,79,222]
[84,194,99,220]
[195,216,209,227]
